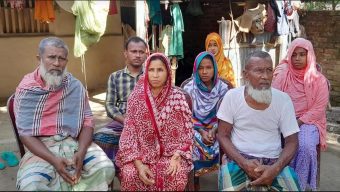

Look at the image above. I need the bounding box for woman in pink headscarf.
[116,53,193,191]
[272,38,329,191]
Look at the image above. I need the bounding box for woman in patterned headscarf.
[116,53,193,191]
[272,38,329,191]
[183,51,230,190]
[205,32,236,87]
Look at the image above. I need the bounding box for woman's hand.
[208,128,217,141]
[199,129,214,145]
[166,153,182,177]
[134,160,155,185]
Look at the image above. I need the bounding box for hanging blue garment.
[146,0,162,25]
[169,3,184,59]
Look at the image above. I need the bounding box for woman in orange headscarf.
[205,32,236,87]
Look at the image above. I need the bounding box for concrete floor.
[0,90,340,191]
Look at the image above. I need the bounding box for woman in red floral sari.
[116,53,193,191]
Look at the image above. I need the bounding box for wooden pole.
[4,2,10,33]
[29,0,35,32]
[171,57,178,86]
[136,1,147,42]
[10,7,17,33]
[0,6,4,34]
[152,25,157,52]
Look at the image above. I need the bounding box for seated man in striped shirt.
[15,37,114,191]
[93,36,148,168]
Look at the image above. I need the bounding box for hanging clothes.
[276,0,289,35]
[186,0,204,16]
[108,0,118,15]
[235,3,267,35]
[4,0,25,10]
[169,3,184,59]
[122,23,136,42]
[34,0,55,23]
[72,1,110,57]
[264,1,276,33]
[287,10,301,43]
[146,0,162,25]
[159,25,173,56]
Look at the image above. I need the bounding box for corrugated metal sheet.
[224,44,280,87]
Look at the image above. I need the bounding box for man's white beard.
[245,81,272,104]
[39,63,67,88]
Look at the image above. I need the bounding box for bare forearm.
[297,119,304,127]
[217,134,247,169]
[77,127,93,155]
[273,133,298,172]
[20,136,56,165]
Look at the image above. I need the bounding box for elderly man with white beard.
[14,37,114,191]
[216,51,301,191]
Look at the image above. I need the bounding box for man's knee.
[17,178,51,191]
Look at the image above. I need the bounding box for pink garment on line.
[108,0,117,15]
[272,38,329,150]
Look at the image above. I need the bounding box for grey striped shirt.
[105,67,143,119]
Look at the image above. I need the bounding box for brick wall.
[300,11,340,106]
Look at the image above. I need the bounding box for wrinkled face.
[198,58,214,86]
[124,41,147,68]
[291,47,307,70]
[148,59,168,90]
[243,57,273,90]
[38,45,68,76]
[207,40,219,56]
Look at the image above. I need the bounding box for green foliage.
[303,0,340,11]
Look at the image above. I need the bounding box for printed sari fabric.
[205,32,236,87]
[219,154,301,191]
[184,51,229,177]
[16,135,114,191]
[116,53,193,191]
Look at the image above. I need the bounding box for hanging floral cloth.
[34,0,55,23]
[72,1,110,57]
[4,0,25,10]
[108,0,118,15]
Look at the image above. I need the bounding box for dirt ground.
[0,89,339,191]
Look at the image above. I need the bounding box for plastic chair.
[6,94,26,158]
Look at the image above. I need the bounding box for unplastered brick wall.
[300,11,340,106]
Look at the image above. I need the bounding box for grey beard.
[245,81,272,104]
[39,64,67,88]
